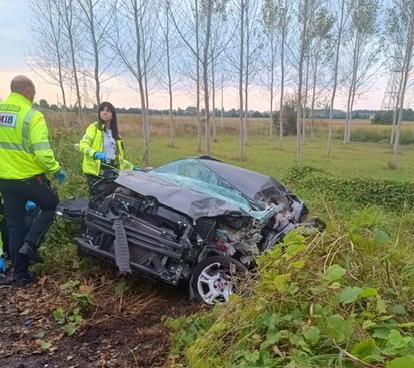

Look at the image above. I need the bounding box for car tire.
[191,256,247,305]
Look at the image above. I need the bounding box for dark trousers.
[86,162,117,197]
[0,198,8,256]
[0,175,59,279]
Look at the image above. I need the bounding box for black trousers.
[85,161,117,197]
[0,175,59,279]
[0,198,8,256]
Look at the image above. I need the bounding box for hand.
[94,152,107,161]
[54,169,67,184]
[25,200,37,211]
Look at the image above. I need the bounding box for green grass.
[121,134,414,183]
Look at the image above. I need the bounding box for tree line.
[30,0,414,165]
[36,98,414,121]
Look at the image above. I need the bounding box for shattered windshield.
[151,159,274,220]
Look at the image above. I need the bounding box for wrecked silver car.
[57,157,324,305]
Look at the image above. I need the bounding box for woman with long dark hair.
[79,102,135,195]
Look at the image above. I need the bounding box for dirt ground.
[0,270,200,368]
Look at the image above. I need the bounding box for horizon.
[30,98,414,115]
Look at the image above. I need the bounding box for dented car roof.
[115,157,294,221]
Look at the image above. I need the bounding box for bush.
[332,127,414,145]
[373,109,414,124]
[285,166,414,211]
[272,99,298,136]
[373,111,393,125]
[349,128,390,144]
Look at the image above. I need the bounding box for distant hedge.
[332,127,414,145]
[285,166,414,211]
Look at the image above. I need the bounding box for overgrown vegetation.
[272,100,298,136]
[332,127,414,145]
[286,166,414,211]
[373,110,414,125]
[166,206,414,367]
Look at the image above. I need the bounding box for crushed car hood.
[116,171,257,220]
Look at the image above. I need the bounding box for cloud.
[0,0,31,69]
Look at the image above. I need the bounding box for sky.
[0,0,396,112]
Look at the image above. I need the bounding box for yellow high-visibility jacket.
[79,122,133,176]
[0,93,60,179]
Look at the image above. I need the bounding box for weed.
[52,306,84,337]
[166,209,414,367]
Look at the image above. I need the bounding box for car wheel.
[191,256,247,305]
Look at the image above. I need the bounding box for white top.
[103,128,116,160]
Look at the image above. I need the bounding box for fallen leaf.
[20,309,31,316]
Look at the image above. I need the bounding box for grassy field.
[121,135,414,183]
[46,112,414,183]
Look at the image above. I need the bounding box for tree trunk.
[221,74,224,130]
[133,0,150,165]
[296,0,309,161]
[56,46,68,126]
[390,71,403,146]
[327,0,345,156]
[392,11,414,164]
[310,53,318,140]
[195,0,202,152]
[344,34,360,145]
[211,45,217,142]
[244,83,249,146]
[81,0,101,108]
[302,54,310,144]
[279,5,286,148]
[239,0,245,160]
[69,35,82,126]
[165,4,175,147]
[345,82,353,145]
[269,31,274,140]
[348,82,357,143]
[203,1,213,156]
[140,14,151,162]
[243,2,250,146]
[63,0,83,126]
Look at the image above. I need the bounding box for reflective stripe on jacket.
[0,93,60,179]
[79,122,133,176]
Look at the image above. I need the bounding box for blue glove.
[0,257,5,273]
[54,169,67,184]
[94,152,107,161]
[25,200,37,211]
